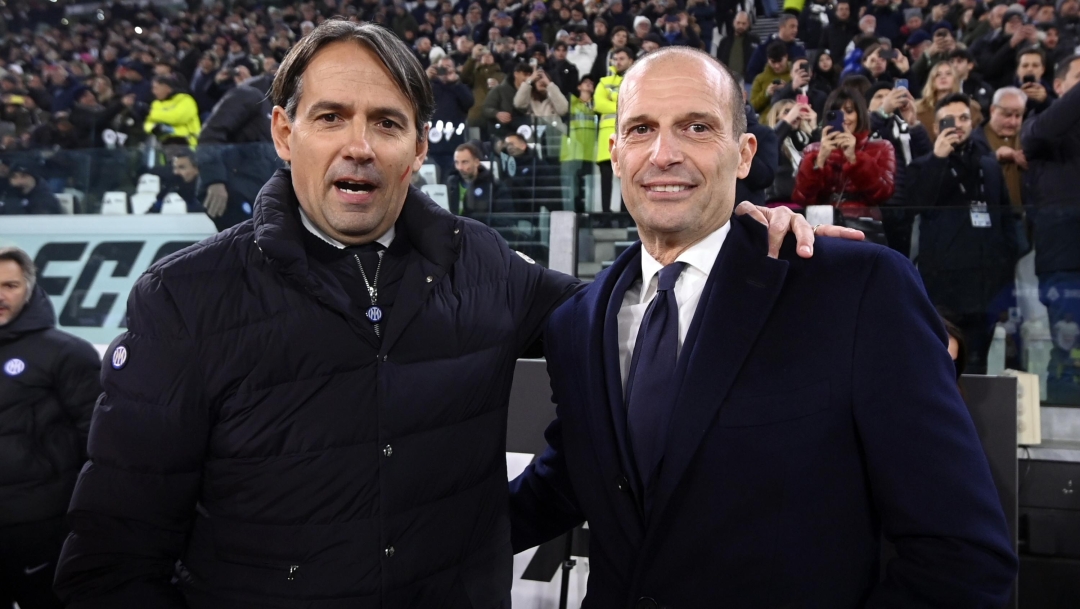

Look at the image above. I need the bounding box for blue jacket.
[54,169,579,608]
[510,215,1017,608]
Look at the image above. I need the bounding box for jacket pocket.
[717,381,831,428]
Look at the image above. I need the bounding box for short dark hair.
[513,62,535,75]
[935,91,972,112]
[824,87,871,133]
[778,13,798,28]
[0,246,36,296]
[611,25,630,38]
[766,40,789,62]
[1017,46,1046,65]
[1056,53,1080,80]
[271,20,434,142]
[616,46,747,137]
[455,141,483,159]
[611,47,633,61]
[948,48,975,63]
[839,74,872,97]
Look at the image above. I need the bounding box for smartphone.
[826,109,846,133]
[772,79,782,85]
[881,49,898,60]
[895,78,908,90]
[1023,74,1036,84]
[796,93,809,105]
[939,116,956,132]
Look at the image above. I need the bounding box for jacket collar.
[252,168,463,351]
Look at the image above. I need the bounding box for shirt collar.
[639,221,731,303]
[298,205,395,250]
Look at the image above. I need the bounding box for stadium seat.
[420,184,450,211]
[160,192,189,214]
[100,192,129,215]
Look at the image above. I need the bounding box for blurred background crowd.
[4,0,1080,397]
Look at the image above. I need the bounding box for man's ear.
[271,106,293,164]
[609,133,621,178]
[735,132,757,179]
[412,124,430,172]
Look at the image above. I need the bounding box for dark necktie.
[625,261,686,495]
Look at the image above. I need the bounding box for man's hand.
[891,52,910,73]
[934,127,961,158]
[1021,81,1047,103]
[766,83,781,97]
[996,146,1017,164]
[791,68,810,89]
[496,111,513,124]
[897,88,918,124]
[735,202,866,258]
[1014,148,1029,170]
[203,183,228,218]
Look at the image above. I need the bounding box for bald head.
[616,47,746,138]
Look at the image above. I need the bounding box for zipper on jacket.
[287,564,300,581]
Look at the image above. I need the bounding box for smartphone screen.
[796,94,809,105]
[895,79,908,90]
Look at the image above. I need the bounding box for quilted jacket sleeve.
[55,271,207,609]
[843,139,896,205]
[791,142,828,206]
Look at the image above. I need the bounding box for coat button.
[385,545,395,558]
[615,475,630,492]
[383,445,393,457]
[634,598,658,609]
[425,275,434,283]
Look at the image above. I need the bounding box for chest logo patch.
[4,358,26,376]
[111,345,128,370]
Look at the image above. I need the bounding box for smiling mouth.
[645,185,694,193]
[334,180,376,194]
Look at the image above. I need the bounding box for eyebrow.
[621,111,721,127]
[305,101,412,127]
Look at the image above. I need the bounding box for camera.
[435,66,448,76]
[939,116,956,131]
[1023,74,1036,84]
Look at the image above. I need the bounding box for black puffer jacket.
[196,73,280,232]
[55,169,579,608]
[0,285,100,526]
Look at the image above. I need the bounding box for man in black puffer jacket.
[54,22,579,609]
[0,246,99,609]
[196,68,281,232]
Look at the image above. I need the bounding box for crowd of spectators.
[4,0,1080,388]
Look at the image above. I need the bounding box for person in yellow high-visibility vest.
[144,75,201,147]
[593,48,634,212]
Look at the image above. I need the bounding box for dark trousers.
[0,518,66,609]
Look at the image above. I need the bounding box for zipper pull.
[287,565,300,581]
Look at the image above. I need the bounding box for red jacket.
[792,131,896,217]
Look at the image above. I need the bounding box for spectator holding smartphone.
[867,80,934,256]
[772,56,828,115]
[915,61,983,131]
[907,93,1020,373]
[793,87,896,238]
[750,41,793,114]
[1015,47,1056,117]
[765,99,817,203]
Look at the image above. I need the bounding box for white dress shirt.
[618,222,731,389]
